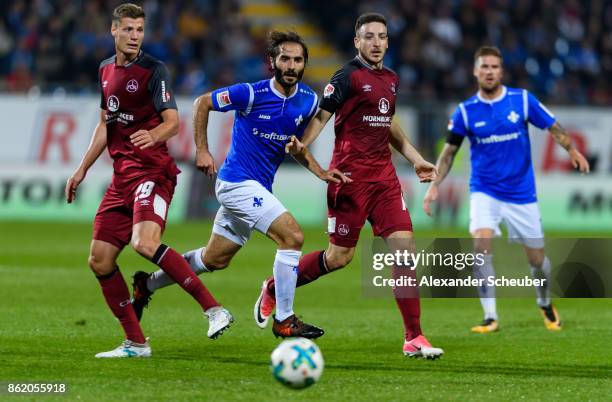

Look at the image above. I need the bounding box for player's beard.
[273,63,304,90]
[480,79,501,95]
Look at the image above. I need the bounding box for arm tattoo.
[434,144,459,185]
[549,122,573,151]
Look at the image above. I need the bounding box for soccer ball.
[270,338,324,389]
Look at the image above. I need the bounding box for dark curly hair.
[266,30,309,64]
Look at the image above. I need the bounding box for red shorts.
[93,174,176,249]
[327,178,413,248]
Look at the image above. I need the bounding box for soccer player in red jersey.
[254,13,444,358]
[65,3,232,358]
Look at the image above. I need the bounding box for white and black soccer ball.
[270,338,324,389]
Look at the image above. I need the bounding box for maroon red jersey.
[98,51,179,182]
[319,56,398,182]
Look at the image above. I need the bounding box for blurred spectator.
[0,0,264,94]
[0,0,609,105]
[296,0,611,105]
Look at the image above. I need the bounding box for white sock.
[146,247,209,292]
[530,256,551,308]
[273,249,301,322]
[473,254,498,321]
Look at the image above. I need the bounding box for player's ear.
[354,35,360,50]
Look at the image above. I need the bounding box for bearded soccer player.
[254,13,444,358]
[131,31,348,338]
[423,46,590,333]
[65,3,232,358]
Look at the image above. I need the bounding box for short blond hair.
[474,46,503,65]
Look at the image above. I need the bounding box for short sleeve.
[319,67,351,114]
[526,91,555,130]
[448,105,468,136]
[149,62,178,112]
[211,83,253,113]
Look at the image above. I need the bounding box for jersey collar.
[355,55,384,71]
[115,50,142,68]
[477,85,507,104]
[269,78,299,99]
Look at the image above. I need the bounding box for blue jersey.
[449,86,556,203]
[211,78,318,192]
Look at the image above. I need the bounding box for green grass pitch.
[0,221,610,401]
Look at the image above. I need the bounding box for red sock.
[267,250,328,295]
[153,244,219,311]
[97,268,146,344]
[392,266,422,341]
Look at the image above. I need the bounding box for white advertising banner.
[0,94,608,231]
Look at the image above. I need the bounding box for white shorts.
[469,192,544,249]
[213,179,287,246]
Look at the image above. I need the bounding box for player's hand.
[414,160,438,183]
[423,184,438,216]
[130,129,158,150]
[195,149,217,179]
[285,135,305,155]
[319,168,353,184]
[65,168,86,204]
[569,148,590,174]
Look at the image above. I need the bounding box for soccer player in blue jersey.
[423,46,590,333]
[131,31,348,338]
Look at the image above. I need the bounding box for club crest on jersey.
[107,95,119,112]
[295,114,303,126]
[362,84,372,92]
[338,224,350,236]
[323,84,335,98]
[507,111,520,123]
[378,98,390,114]
[126,79,139,93]
[217,90,232,107]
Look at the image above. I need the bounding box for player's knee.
[528,255,545,268]
[202,255,230,271]
[88,254,113,276]
[473,240,492,255]
[290,230,305,249]
[130,238,159,260]
[278,230,304,250]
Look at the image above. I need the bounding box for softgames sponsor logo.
[474,132,521,144]
[252,128,291,141]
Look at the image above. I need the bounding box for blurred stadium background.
[1,0,611,233]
